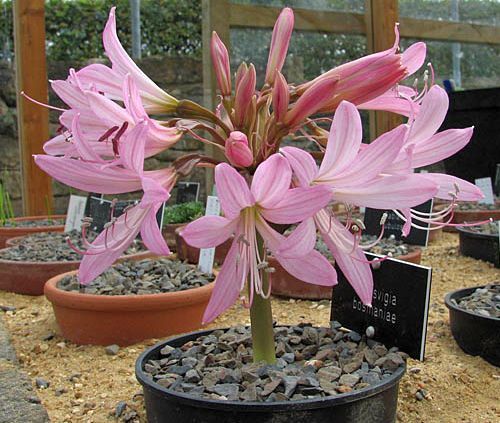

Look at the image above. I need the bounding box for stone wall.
[0,56,206,215]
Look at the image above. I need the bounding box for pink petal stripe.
[420,173,484,201]
[215,163,254,219]
[140,206,171,256]
[401,42,427,76]
[202,240,245,323]
[251,154,291,208]
[119,122,148,173]
[181,215,238,248]
[277,218,316,258]
[260,185,332,224]
[85,91,133,128]
[280,146,318,187]
[319,101,362,177]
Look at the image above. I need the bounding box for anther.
[380,213,388,226]
[98,126,119,142]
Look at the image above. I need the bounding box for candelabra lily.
[33,6,485,364]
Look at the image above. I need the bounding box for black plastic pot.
[457,227,499,268]
[445,285,500,367]
[136,329,406,423]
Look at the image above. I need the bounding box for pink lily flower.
[225,131,253,168]
[35,121,175,283]
[44,75,181,159]
[180,154,336,323]
[75,7,178,114]
[265,7,294,85]
[281,101,439,303]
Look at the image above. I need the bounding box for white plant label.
[64,195,88,232]
[198,195,221,275]
[475,177,495,205]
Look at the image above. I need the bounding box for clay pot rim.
[0,214,66,230]
[444,284,500,323]
[44,264,217,312]
[0,248,152,266]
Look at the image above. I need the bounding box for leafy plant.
[162,201,204,225]
[0,180,15,226]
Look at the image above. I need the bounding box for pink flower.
[35,121,175,284]
[45,75,181,159]
[225,131,253,168]
[75,7,178,113]
[265,7,294,85]
[297,27,426,113]
[211,32,232,96]
[181,154,336,322]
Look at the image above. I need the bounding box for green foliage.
[163,201,204,225]
[0,180,15,226]
[0,0,201,62]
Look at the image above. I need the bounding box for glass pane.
[399,0,500,26]
[231,0,365,13]
[401,38,500,89]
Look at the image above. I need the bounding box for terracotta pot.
[442,206,500,233]
[0,249,154,296]
[270,248,421,300]
[162,223,186,252]
[44,267,215,346]
[175,226,232,265]
[0,215,65,248]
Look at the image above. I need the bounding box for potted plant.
[162,201,204,251]
[457,221,499,268]
[0,231,151,296]
[444,284,499,366]
[33,7,485,422]
[270,234,422,300]
[440,199,500,232]
[0,181,65,247]
[44,257,215,345]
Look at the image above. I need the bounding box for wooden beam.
[230,4,365,35]
[400,17,500,45]
[13,0,52,216]
[365,0,402,139]
[202,0,230,193]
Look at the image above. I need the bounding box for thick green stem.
[250,234,276,364]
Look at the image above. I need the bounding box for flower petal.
[181,215,238,248]
[119,121,147,173]
[280,146,318,186]
[215,163,254,219]
[202,240,246,323]
[332,174,438,209]
[318,101,362,177]
[420,173,484,201]
[408,85,448,145]
[260,185,332,224]
[251,154,291,208]
[401,42,426,76]
[277,218,316,258]
[34,155,144,193]
[140,205,170,256]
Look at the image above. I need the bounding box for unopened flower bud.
[210,32,231,96]
[234,64,256,128]
[225,131,253,168]
[265,7,294,85]
[272,71,289,122]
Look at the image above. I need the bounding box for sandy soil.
[0,232,499,422]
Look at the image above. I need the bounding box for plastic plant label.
[331,253,432,360]
[198,195,220,275]
[64,195,88,232]
[363,199,433,247]
[475,177,495,205]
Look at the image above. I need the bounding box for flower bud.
[210,32,231,96]
[272,71,289,122]
[225,131,253,168]
[265,7,294,85]
[284,77,338,127]
[234,64,256,128]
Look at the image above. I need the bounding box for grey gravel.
[0,230,144,262]
[142,324,406,402]
[454,284,500,318]
[2,218,64,228]
[105,344,120,356]
[57,258,214,295]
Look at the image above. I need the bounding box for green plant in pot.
[33,6,488,423]
[162,201,204,251]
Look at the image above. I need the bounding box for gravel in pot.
[57,258,215,295]
[1,218,65,227]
